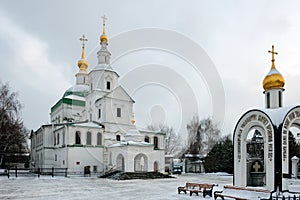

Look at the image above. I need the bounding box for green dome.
[63,85,89,97]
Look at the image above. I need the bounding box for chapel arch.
[233,110,275,189]
[134,153,148,172]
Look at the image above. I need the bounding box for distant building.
[30,17,165,175]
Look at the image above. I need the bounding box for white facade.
[30,29,165,175]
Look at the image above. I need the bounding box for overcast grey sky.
[1,0,300,138]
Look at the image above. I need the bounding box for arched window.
[144,136,150,143]
[75,131,81,144]
[116,135,121,141]
[97,133,102,145]
[86,132,92,145]
[57,133,60,145]
[154,136,158,149]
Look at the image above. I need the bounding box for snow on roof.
[110,141,153,147]
[91,64,119,76]
[64,95,86,101]
[266,68,282,76]
[70,122,103,128]
[259,105,299,127]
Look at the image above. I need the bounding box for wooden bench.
[214,185,271,200]
[178,182,217,197]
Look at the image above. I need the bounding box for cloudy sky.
[1,0,300,138]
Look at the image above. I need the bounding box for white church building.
[30,18,165,175]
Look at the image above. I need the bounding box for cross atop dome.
[100,15,108,43]
[268,45,278,69]
[101,15,107,35]
[79,34,88,59]
[77,34,89,71]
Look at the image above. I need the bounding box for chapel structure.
[30,17,165,175]
[234,46,300,191]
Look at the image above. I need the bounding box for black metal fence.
[271,191,300,200]
[1,167,68,178]
[271,195,300,200]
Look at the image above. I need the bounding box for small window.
[266,92,270,108]
[93,166,97,173]
[145,136,150,143]
[55,154,57,161]
[57,133,60,145]
[97,133,102,145]
[278,91,282,107]
[75,131,81,144]
[90,113,92,121]
[154,136,158,149]
[117,108,121,117]
[98,109,101,119]
[86,132,92,145]
[116,135,121,141]
[107,81,111,90]
[62,132,65,145]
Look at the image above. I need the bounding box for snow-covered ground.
[0,173,232,200]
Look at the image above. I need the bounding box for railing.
[271,191,300,200]
[271,195,300,200]
[1,167,68,178]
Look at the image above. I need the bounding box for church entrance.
[134,153,148,172]
[116,154,125,171]
[246,129,265,186]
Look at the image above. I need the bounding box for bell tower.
[262,45,285,109]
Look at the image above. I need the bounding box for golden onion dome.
[262,45,285,91]
[100,34,108,43]
[77,59,88,71]
[263,68,285,90]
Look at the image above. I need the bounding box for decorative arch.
[116,154,125,171]
[281,106,300,182]
[233,110,275,190]
[134,153,148,172]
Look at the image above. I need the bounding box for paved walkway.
[0,173,233,200]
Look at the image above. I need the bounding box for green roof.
[63,90,88,97]
[51,98,85,113]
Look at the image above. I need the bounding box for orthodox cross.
[79,35,88,59]
[252,161,261,172]
[79,34,88,48]
[268,45,278,64]
[101,15,108,34]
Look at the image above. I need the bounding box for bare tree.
[186,116,220,156]
[0,82,26,167]
[147,123,182,156]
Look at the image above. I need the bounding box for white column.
[291,156,299,179]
